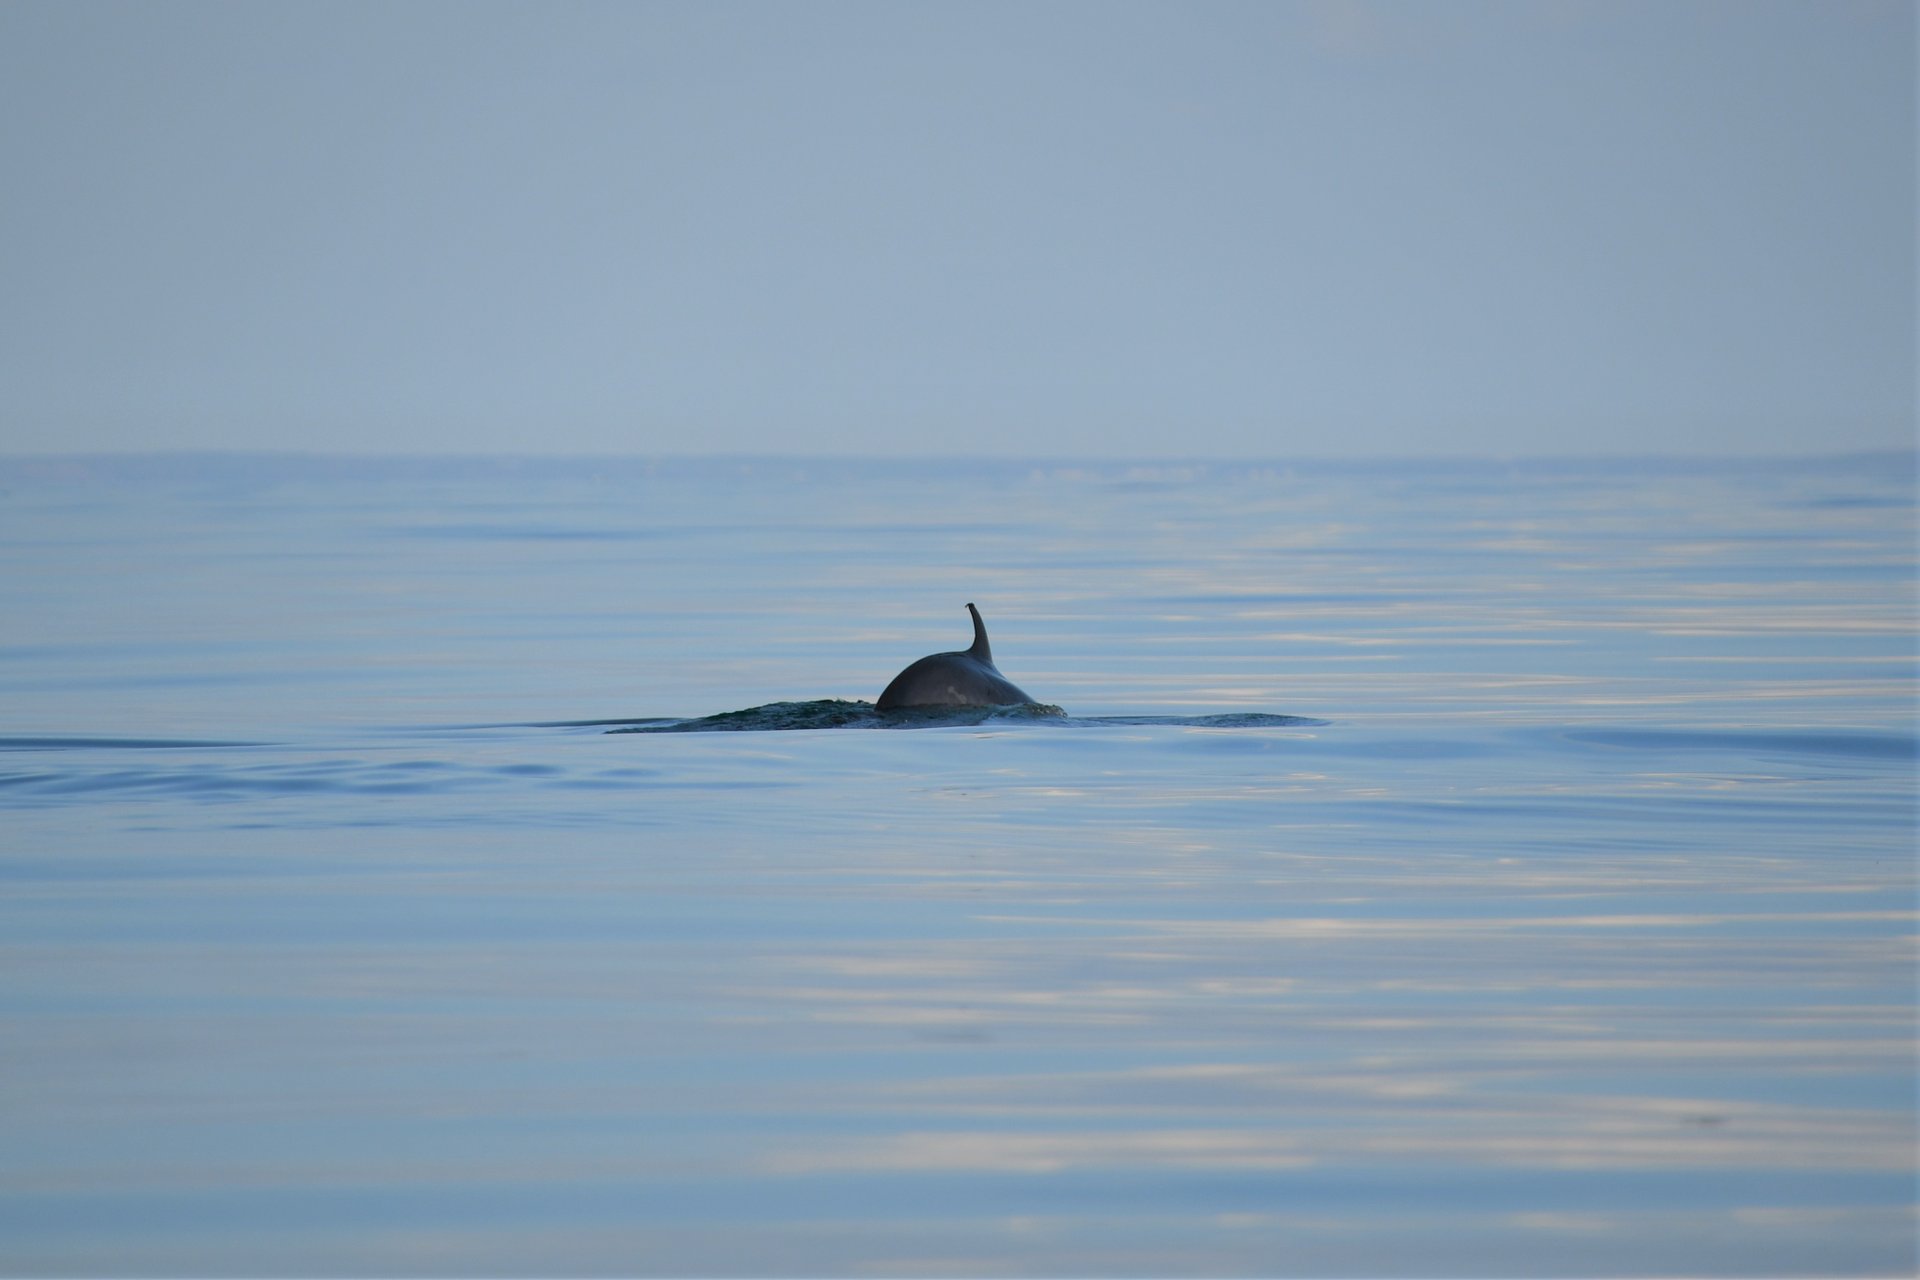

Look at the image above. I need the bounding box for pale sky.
[0,0,1911,458]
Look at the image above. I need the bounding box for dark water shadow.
[602,700,1327,734]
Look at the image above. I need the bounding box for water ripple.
[1564,728,1917,761]
[0,736,264,751]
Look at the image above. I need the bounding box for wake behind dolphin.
[876,603,1038,711]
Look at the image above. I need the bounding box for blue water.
[1,453,1913,1277]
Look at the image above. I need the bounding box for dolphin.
[876,603,1039,711]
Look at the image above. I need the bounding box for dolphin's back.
[876,651,1034,711]
[875,604,1041,711]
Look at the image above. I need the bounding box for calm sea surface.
[1,453,1914,1277]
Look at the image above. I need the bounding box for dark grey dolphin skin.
[876,603,1038,711]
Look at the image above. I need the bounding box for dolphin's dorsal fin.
[965,602,992,665]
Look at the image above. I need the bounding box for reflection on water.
[0,454,1912,1276]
